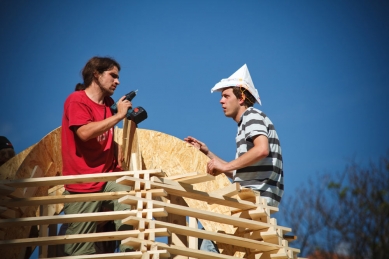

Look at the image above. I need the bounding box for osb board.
[116,128,246,257]
[0,144,35,180]
[0,127,63,259]
[2,126,248,258]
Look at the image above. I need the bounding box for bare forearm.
[224,147,267,172]
[76,114,123,141]
[209,135,269,178]
[204,150,220,160]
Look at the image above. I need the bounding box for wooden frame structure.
[0,121,303,259]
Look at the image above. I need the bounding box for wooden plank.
[0,209,167,227]
[0,189,167,208]
[283,234,297,242]
[173,173,215,185]
[165,172,199,180]
[166,195,187,248]
[118,176,268,211]
[122,217,285,252]
[39,203,49,258]
[0,170,164,188]
[119,195,291,232]
[209,182,240,198]
[0,228,170,247]
[121,120,131,171]
[122,237,244,259]
[144,249,170,258]
[40,251,144,259]
[188,216,198,252]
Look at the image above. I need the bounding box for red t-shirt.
[61,90,119,192]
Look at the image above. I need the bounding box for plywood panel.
[3,126,255,258]
[0,127,63,259]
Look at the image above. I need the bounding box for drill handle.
[111,90,138,114]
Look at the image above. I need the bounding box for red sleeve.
[66,100,94,128]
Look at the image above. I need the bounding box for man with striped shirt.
[186,64,283,207]
[185,64,283,252]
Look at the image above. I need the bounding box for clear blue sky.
[1,0,388,256]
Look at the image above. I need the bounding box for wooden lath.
[0,168,301,258]
[0,121,304,258]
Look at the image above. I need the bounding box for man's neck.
[84,83,106,104]
[233,106,248,123]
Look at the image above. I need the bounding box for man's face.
[220,88,241,118]
[97,66,120,96]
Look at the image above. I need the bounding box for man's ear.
[239,94,246,104]
[93,71,100,80]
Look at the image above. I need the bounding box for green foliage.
[280,153,389,259]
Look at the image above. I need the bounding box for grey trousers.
[63,181,133,256]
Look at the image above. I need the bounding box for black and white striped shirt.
[234,107,284,207]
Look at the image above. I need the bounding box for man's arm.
[184,136,234,178]
[184,136,220,159]
[76,97,132,141]
[208,135,269,177]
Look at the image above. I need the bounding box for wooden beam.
[168,173,215,185]
[0,228,170,247]
[0,209,167,227]
[209,182,240,198]
[119,195,291,232]
[0,169,164,188]
[166,195,187,248]
[0,189,167,208]
[40,251,144,259]
[122,217,288,252]
[117,176,275,211]
[122,237,244,259]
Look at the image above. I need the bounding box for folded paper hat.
[0,136,13,150]
[211,64,261,105]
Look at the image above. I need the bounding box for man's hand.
[184,136,209,155]
[116,96,132,119]
[184,136,232,178]
[207,158,225,177]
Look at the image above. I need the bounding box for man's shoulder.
[67,90,85,98]
[65,91,88,104]
[243,107,266,119]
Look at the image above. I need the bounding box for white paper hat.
[211,64,261,105]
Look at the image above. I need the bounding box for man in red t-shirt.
[61,57,134,256]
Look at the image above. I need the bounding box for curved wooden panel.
[0,127,62,259]
[2,126,247,257]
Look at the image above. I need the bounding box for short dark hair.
[75,57,120,91]
[231,86,256,107]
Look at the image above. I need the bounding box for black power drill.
[110,90,148,124]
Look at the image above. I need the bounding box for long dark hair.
[75,57,121,91]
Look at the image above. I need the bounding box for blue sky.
[0,0,388,256]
